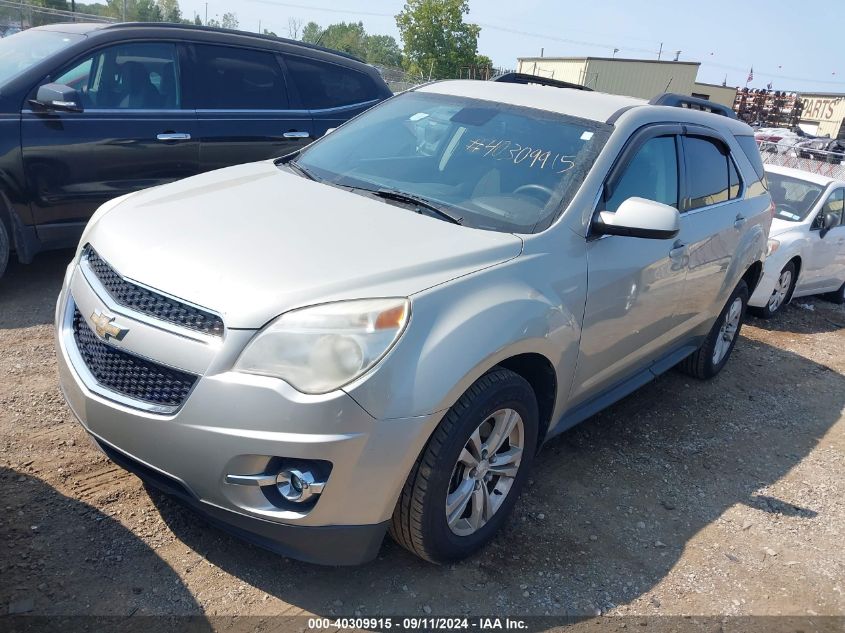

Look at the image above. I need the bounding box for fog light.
[277,469,325,503]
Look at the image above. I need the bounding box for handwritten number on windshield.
[465,138,576,173]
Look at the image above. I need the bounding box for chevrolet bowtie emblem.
[90,310,128,341]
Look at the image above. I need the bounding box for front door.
[570,132,688,406]
[804,188,845,292]
[21,41,199,244]
[186,43,314,172]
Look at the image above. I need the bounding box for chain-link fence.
[759,142,845,180]
[0,0,115,36]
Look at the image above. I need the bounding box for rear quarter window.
[735,134,769,196]
[285,56,380,109]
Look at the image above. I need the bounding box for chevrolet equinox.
[55,79,772,565]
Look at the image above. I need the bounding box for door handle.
[283,130,311,139]
[156,132,191,141]
[734,214,746,229]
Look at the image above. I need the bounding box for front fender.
[344,244,587,422]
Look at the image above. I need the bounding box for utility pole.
[258,19,261,33]
[122,0,126,21]
[205,2,208,25]
[657,42,663,61]
[673,50,681,61]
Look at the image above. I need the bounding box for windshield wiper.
[286,159,316,181]
[355,187,463,225]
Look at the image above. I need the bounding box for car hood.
[84,160,523,329]
[769,216,803,237]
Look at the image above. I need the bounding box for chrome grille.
[82,245,224,337]
[72,308,198,408]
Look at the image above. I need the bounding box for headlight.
[767,239,780,256]
[234,298,409,394]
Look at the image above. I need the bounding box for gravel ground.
[1,250,844,622]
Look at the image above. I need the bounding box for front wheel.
[389,367,538,563]
[679,279,749,379]
[749,261,796,319]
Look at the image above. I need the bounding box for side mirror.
[593,197,680,240]
[820,212,839,236]
[30,83,83,113]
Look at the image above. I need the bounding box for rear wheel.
[0,219,10,281]
[389,367,538,563]
[679,280,749,379]
[749,261,796,319]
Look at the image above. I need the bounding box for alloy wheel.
[445,408,525,536]
[712,297,743,365]
[768,269,792,312]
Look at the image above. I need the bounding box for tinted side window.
[53,42,181,109]
[684,136,730,210]
[606,135,679,212]
[193,44,288,109]
[729,157,741,200]
[285,56,378,109]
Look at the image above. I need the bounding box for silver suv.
[55,80,772,565]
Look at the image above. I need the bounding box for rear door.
[672,132,744,331]
[186,43,314,171]
[21,41,199,241]
[283,55,386,138]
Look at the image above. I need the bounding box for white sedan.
[749,165,845,317]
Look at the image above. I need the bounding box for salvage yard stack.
[733,88,802,128]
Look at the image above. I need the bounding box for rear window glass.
[684,136,731,210]
[285,56,378,109]
[193,44,288,109]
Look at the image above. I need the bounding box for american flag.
[747,67,754,82]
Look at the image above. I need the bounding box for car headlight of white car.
[234,298,410,394]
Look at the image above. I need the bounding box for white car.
[749,165,845,317]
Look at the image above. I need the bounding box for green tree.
[221,11,238,29]
[364,33,402,67]
[301,21,322,44]
[156,0,180,22]
[396,0,481,79]
[136,0,163,21]
[193,14,202,25]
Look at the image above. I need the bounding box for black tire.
[0,219,10,281]
[825,281,845,305]
[679,279,749,380]
[389,367,539,563]
[749,261,796,319]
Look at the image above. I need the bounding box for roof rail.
[649,92,737,119]
[490,72,592,91]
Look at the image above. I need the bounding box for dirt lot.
[1,250,844,623]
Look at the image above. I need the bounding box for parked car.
[0,22,392,279]
[55,83,771,565]
[754,127,803,154]
[748,165,845,317]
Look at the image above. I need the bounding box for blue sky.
[179,0,845,93]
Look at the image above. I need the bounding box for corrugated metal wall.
[692,83,738,107]
[584,59,698,100]
[516,58,587,85]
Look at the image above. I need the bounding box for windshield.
[295,91,611,232]
[0,29,84,86]
[767,172,825,222]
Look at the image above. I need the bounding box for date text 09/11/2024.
[306,616,529,630]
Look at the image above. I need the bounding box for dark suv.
[0,22,391,278]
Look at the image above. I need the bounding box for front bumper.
[55,262,440,565]
[748,254,787,308]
